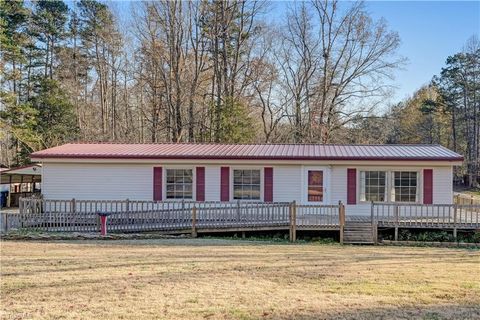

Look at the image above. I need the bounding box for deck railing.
[9,198,478,242]
[372,202,480,229]
[296,204,340,228]
[8,198,344,240]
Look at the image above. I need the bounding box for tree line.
[0,0,478,186]
[346,36,480,186]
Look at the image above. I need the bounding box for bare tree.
[247,26,287,142]
[311,0,404,142]
[185,1,208,142]
[278,2,319,142]
[133,2,168,142]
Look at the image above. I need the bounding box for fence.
[454,193,480,206]
[5,198,345,242]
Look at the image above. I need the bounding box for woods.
[386,36,480,186]
[0,0,478,186]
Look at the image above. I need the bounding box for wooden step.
[344,226,372,229]
[344,234,373,238]
[345,224,372,229]
[343,221,375,244]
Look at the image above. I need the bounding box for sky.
[113,0,479,108]
[267,0,480,107]
[365,1,479,105]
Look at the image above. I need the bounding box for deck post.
[292,201,297,242]
[394,204,399,241]
[19,199,23,228]
[453,204,458,241]
[191,206,197,238]
[289,202,292,241]
[339,201,345,245]
[236,200,241,222]
[370,201,375,224]
[289,201,297,242]
[70,198,75,232]
[126,198,130,229]
[2,212,8,233]
[71,198,76,213]
[370,201,376,244]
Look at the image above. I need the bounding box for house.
[30,143,463,217]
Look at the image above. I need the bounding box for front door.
[303,167,329,204]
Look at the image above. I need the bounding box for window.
[360,171,386,202]
[393,171,418,202]
[233,169,261,200]
[166,169,193,199]
[308,170,323,202]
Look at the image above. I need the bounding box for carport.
[0,164,42,207]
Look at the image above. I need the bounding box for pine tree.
[30,0,69,79]
[0,0,35,166]
[30,78,78,148]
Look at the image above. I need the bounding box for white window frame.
[231,167,263,201]
[359,170,387,202]
[357,168,422,204]
[163,166,196,201]
[391,170,421,203]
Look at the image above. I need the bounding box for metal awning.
[0,165,42,184]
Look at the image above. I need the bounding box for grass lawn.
[1,239,479,320]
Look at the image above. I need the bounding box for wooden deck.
[5,199,342,242]
[1,198,478,244]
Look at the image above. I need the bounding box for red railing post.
[100,215,108,236]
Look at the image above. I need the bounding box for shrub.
[397,230,479,243]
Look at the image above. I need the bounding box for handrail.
[371,202,480,229]
[16,197,343,240]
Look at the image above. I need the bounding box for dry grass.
[1,239,479,320]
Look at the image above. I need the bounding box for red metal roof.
[30,143,464,162]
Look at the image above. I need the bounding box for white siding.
[329,166,372,216]
[42,161,455,216]
[330,166,347,204]
[433,167,453,204]
[205,165,220,201]
[272,165,302,202]
[43,163,153,200]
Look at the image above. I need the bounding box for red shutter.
[196,167,205,201]
[264,167,273,202]
[153,167,162,201]
[347,168,356,205]
[220,167,229,201]
[423,169,433,204]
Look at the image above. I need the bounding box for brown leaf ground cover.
[1,239,479,320]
